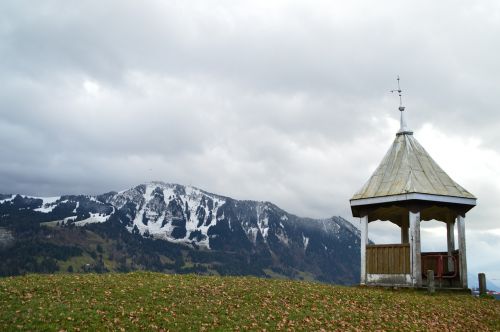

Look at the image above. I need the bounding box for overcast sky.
[1,1,500,284]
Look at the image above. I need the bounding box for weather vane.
[390,76,412,134]
[390,75,404,110]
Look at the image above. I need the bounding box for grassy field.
[1,272,499,331]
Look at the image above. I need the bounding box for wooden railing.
[366,244,410,274]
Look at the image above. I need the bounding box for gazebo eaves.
[350,192,477,208]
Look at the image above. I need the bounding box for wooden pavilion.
[350,83,476,289]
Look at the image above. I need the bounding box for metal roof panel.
[351,134,476,201]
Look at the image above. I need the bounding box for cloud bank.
[1,0,500,281]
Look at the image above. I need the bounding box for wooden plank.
[388,247,392,274]
[367,247,371,273]
[401,246,404,274]
[368,248,375,274]
[381,246,384,274]
[399,246,402,274]
[405,246,408,273]
[397,247,400,273]
[388,246,392,274]
[372,247,376,274]
[379,247,383,274]
[371,247,375,274]
[368,246,372,273]
[385,247,389,274]
[372,248,375,274]
[383,247,386,274]
[386,246,390,274]
[366,244,412,275]
[368,247,372,274]
[397,246,400,274]
[367,244,410,249]
[399,246,404,273]
[399,246,403,273]
[400,246,404,273]
[366,248,369,273]
[393,246,398,273]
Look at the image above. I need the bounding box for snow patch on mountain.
[72,201,79,213]
[303,234,310,250]
[0,195,61,212]
[111,182,227,248]
[74,212,111,226]
[64,216,77,224]
[0,195,16,204]
[246,227,259,244]
[255,202,270,240]
[34,197,61,213]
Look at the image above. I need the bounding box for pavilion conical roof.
[350,133,476,203]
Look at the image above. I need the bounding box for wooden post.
[427,270,435,294]
[457,215,468,289]
[446,217,455,272]
[401,215,409,244]
[409,210,422,287]
[360,215,368,285]
[478,273,487,296]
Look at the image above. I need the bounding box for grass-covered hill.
[1,272,499,331]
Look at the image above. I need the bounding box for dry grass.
[1,272,499,331]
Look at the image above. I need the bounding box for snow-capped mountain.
[0,182,360,283]
[107,182,228,248]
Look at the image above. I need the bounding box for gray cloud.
[1,0,500,279]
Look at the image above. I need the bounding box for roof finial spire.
[390,76,413,136]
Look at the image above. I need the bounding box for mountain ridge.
[0,181,360,284]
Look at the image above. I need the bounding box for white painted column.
[360,215,368,285]
[457,215,468,289]
[447,218,456,272]
[409,211,422,287]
